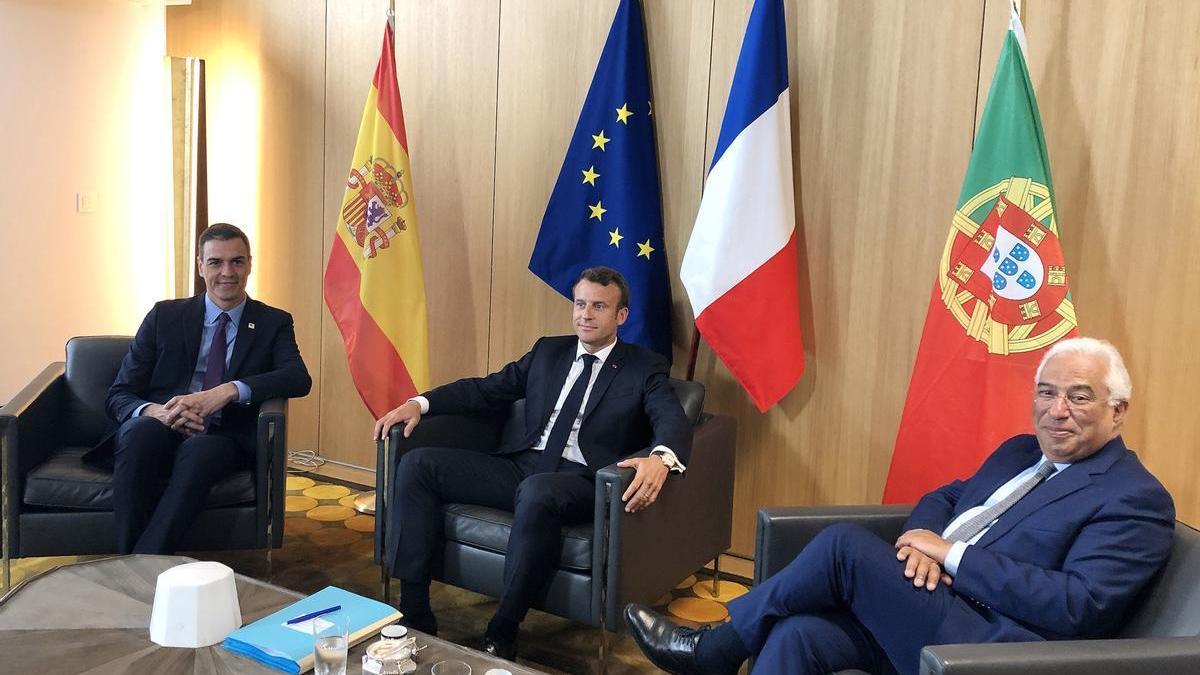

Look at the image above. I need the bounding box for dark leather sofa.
[374,379,737,636]
[754,505,1200,674]
[1,336,288,588]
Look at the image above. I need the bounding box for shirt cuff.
[233,380,251,404]
[943,541,969,576]
[410,396,430,414]
[133,402,152,418]
[650,446,686,473]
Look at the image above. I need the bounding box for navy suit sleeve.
[106,304,162,422]
[639,354,692,465]
[423,339,540,415]
[903,479,966,533]
[237,311,312,402]
[953,480,1175,638]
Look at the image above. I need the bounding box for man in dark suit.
[626,337,1174,675]
[374,266,692,659]
[99,223,311,554]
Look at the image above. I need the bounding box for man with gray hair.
[626,337,1174,675]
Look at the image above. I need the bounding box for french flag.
[681,0,804,412]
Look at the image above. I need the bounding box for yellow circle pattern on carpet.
[345,515,375,533]
[691,579,749,602]
[285,518,324,535]
[286,496,319,512]
[667,597,729,623]
[338,494,361,508]
[303,485,352,500]
[674,574,697,590]
[306,505,356,522]
[286,476,316,491]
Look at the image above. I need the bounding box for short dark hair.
[575,266,629,309]
[197,223,251,258]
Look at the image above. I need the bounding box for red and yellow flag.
[323,10,429,419]
[883,8,1076,502]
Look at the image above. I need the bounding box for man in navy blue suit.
[96,223,311,554]
[626,337,1174,675]
[374,266,692,660]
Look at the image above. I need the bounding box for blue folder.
[222,585,401,673]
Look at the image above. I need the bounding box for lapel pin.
[248,323,255,329]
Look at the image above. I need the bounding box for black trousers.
[389,447,594,623]
[112,415,247,554]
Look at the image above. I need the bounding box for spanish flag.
[323,9,429,419]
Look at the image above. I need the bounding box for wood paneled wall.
[167,0,1200,556]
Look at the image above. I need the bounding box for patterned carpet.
[6,474,750,674]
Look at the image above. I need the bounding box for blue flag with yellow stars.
[528,0,672,362]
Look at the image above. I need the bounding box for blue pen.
[286,605,342,625]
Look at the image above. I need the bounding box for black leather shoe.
[624,603,704,675]
[398,612,438,637]
[482,635,517,661]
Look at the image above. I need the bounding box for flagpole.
[685,328,700,381]
[355,0,397,521]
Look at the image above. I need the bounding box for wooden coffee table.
[0,555,545,674]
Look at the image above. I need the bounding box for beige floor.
[6,474,751,674]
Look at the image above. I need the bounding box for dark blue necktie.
[536,354,598,473]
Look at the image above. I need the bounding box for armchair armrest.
[374,412,505,565]
[256,398,287,548]
[594,413,737,628]
[920,636,1200,675]
[755,505,913,583]
[2,362,66,558]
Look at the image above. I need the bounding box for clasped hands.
[895,529,954,591]
[144,383,240,435]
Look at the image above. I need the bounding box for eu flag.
[528,0,672,362]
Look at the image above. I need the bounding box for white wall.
[0,0,169,402]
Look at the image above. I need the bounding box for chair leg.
[712,554,722,597]
[381,564,391,604]
[597,619,611,674]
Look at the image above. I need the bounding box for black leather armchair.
[374,379,736,638]
[1,336,288,589]
[754,505,1200,675]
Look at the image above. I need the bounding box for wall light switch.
[77,192,98,213]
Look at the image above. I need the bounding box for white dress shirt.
[411,339,684,471]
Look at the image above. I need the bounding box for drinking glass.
[312,611,350,675]
[431,660,472,675]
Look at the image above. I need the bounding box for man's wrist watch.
[656,452,676,470]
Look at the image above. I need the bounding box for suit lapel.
[226,298,259,377]
[956,443,1041,518]
[976,437,1126,548]
[183,294,206,378]
[539,340,577,424]
[582,341,624,421]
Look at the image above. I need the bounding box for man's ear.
[616,306,629,326]
[1111,400,1129,429]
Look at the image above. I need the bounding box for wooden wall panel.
[488,1,618,370]
[166,0,326,454]
[695,0,986,554]
[166,0,1200,553]
[982,0,1200,524]
[318,2,499,468]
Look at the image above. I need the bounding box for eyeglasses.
[1034,390,1102,411]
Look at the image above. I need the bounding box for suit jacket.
[904,434,1175,643]
[423,335,692,472]
[87,294,312,463]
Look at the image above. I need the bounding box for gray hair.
[1034,337,1132,406]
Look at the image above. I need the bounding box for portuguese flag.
[323,9,430,419]
[883,6,1078,502]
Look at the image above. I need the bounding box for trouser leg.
[728,523,1011,675]
[134,431,245,554]
[494,462,593,623]
[112,416,180,554]
[750,611,895,675]
[388,448,526,602]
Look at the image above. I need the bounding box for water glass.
[312,611,350,675]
